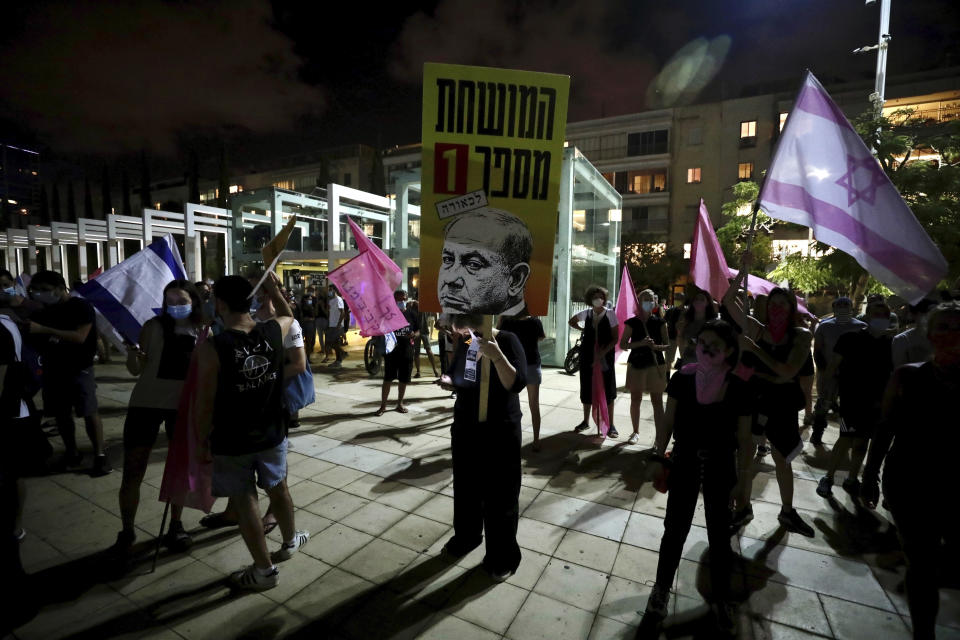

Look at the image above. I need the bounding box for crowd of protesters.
[2,261,958,639]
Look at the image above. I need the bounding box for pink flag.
[690,199,731,302]
[614,265,639,360]
[347,217,403,292]
[328,251,410,337]
[725,267,815,319]
[591,346,610,437]
[159,330,214,513]
[759,71,946,304]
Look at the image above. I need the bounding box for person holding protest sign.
[568,286,619,439]
[113,279,205,556]
[437,313,527,580]
[437,208,532,316]
[377,290,419,416]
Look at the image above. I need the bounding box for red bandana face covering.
[766,306,790,343]
[693,344,730,404]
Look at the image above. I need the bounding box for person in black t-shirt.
[27,271,111,477]
[644,320,750,634]
[194,274,309,592]
[377,291,420,416]
[437,313,527,581]
[663,292,685,372]
[816,299,894,498]
[298,286,318,358]
[860,302,960,640]
[498,314,545,450]
[620,289,669,445]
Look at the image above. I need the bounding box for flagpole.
[151,500,170,573]
[740,69,811,310]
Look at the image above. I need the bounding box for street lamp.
[853,0,892,119]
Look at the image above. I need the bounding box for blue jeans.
[212,438,288,497]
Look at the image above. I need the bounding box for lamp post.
[853,0,892,143]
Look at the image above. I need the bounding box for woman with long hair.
[645,320,751,635]
[723,261,815,537]
[568,285,620,438]
[113,279,205,555]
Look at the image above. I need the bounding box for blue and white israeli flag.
[76,234,187,346]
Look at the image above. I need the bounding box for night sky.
[0,0,957,174]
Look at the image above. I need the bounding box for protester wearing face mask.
[568,286,620,438]
[644,320,750,634]
[620,289,669,445]
[860,301,960,640]
[112,280,205,558]
[809,297,866,446]
[0,270,40,322]
[377,290,419,416]
[891,299,936,369]
[675,289,718,369]
[815,298,894,499]
[27,271,111,476]
[724,258,815,537]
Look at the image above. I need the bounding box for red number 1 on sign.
[434,143,468,195]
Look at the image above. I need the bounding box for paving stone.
[506,591,596,640]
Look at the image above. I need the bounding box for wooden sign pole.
[477,314,493,423]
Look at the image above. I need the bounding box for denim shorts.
[212,438,288,497]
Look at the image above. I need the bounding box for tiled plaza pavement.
[8,350,960,640]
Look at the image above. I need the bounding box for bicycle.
[564,334,582,375]
[364,336,385,377]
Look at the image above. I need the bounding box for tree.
[853,107,960,286]
[621,241,687,297]
[716,181,775,276]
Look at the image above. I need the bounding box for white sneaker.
[272,530,309,562]
[628,433,640,445]
[230,565,279,591]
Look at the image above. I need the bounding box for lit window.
[740,121,757,138]
[738,162,754,180]
[683,243,692,259]
[686,168,702,184]
[229,184,242,194]
[779,112,788,132]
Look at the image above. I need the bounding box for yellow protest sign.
[420,63,570,316]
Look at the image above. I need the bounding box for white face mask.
[641,300,654,313]
[592,297,604,309]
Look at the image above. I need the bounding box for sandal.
[375,407,387,417]
[263,520,278,535]
[395,405,409,414]
[200,512,237,529]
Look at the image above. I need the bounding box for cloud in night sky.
[0,0,325,153]
[388,0,661,121]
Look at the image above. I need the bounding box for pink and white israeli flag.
[614,265,639,361]
[690,199,732,303]
[759,71,946,304]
